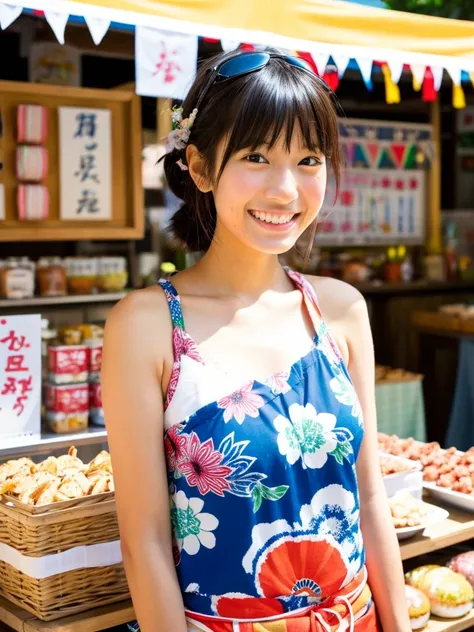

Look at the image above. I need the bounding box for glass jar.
[66,257,98,295]
[1,257,35,299]
[37,257,67,297]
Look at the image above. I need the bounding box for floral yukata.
[129,270,379,632]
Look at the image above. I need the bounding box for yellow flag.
[453,83,466,109]
[381,64,401,104]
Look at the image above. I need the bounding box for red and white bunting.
[44,10,68,44]
[84,15,110,45]
[0,3,22,29]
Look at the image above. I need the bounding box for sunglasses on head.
[194,51,331,112]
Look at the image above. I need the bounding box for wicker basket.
[0,496,130,621]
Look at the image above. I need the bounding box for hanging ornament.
[381,63,400,104]
[453,84,466,109]
[322,71,339,92]
[422,67,436,102]
[84,16,110,45]
[44,11,69,45]
[0,4,22,30]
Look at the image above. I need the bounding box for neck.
[191,222,291,298]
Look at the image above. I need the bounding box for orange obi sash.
[185,566,379,632]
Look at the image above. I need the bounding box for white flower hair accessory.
[167,107,198,171]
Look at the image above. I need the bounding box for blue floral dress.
[133,270,377,631]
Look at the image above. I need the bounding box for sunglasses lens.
[218,52,270,78]
[286,56,314,72]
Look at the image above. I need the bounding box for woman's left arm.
[343,291,410,632]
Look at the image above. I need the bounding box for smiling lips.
[248,209,297,227]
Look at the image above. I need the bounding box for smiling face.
[188,128,328,255]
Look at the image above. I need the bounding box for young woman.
[102,48,409,632]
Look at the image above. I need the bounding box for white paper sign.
[59,107,112,221]
[135,27,198,99]
[0,315,41,444]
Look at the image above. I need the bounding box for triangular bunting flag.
[0,4,22,30]
[297,51,318,74]
[422,67,436,102]
[387,60,404,84]
[411,64,426,91]
[44,11,69,45]
[221,40,239,52]
[453,84,466,109]
[356,58,373,91]
[470,72,474,86]
[310,52,331,76]
[367,143,380,167]
[343,142,355,168]
[391,144,406,168]
[446,65,462,86]
[381,63,400,104]
[353,143,370,168]
[378,147,396,169]
[431,67,444,92]
[404,144,418,169]
[84,16,110,45]
[332,54,350,79]
[135,27,198,99]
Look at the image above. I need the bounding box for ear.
[186,145,212,193]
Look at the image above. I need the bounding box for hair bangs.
[216,59,340,183]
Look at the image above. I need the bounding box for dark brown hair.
[163,47,342,252]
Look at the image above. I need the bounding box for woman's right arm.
[101,291,188,632]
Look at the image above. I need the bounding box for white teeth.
[250,211,294,225]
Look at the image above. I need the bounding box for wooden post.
[426,98,442,254]
[157,98,172,143]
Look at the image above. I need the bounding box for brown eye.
[244,153,267,164]
[300,156,322,166]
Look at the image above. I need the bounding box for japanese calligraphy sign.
[135,27,198,99]
[59,107,112,221]
[0,315,41,444]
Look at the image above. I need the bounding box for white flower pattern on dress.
[264,371,291,395]
[171,491,218,556]
[274,403,338,469]
[329,372,363,426]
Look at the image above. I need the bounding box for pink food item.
[448,552,474,588]
[16,146,48,181]
[17,185,49,220]
[48,345,90,384]
[17,104,47,144]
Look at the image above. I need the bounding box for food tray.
[395,503,449,541]
[380,453,423,499]
[424,482,474,513]
[0,496,129,620]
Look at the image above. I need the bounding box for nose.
[264,167,298,205]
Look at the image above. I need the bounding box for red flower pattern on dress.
[218,381,264,424]
[173,327,202,362]
[178,432,232,496]
[165,425,189,471]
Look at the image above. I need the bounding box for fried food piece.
[58,471,91,499]
[35,480,61,506]
[0,458,34,483]
[35,457,58,477]
[389,491,428,529]
[56,453,85,476]
[90,476,110,495]
[87,451,112,475]
[0,479,17,495]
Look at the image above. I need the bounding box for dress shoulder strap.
[285,269,324,335]
[158,278,186,330]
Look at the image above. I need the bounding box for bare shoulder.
[303,275,367,323]
[104,286,173,361]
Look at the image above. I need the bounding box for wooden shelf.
[400,502,474,561]
[0,292,127,309]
